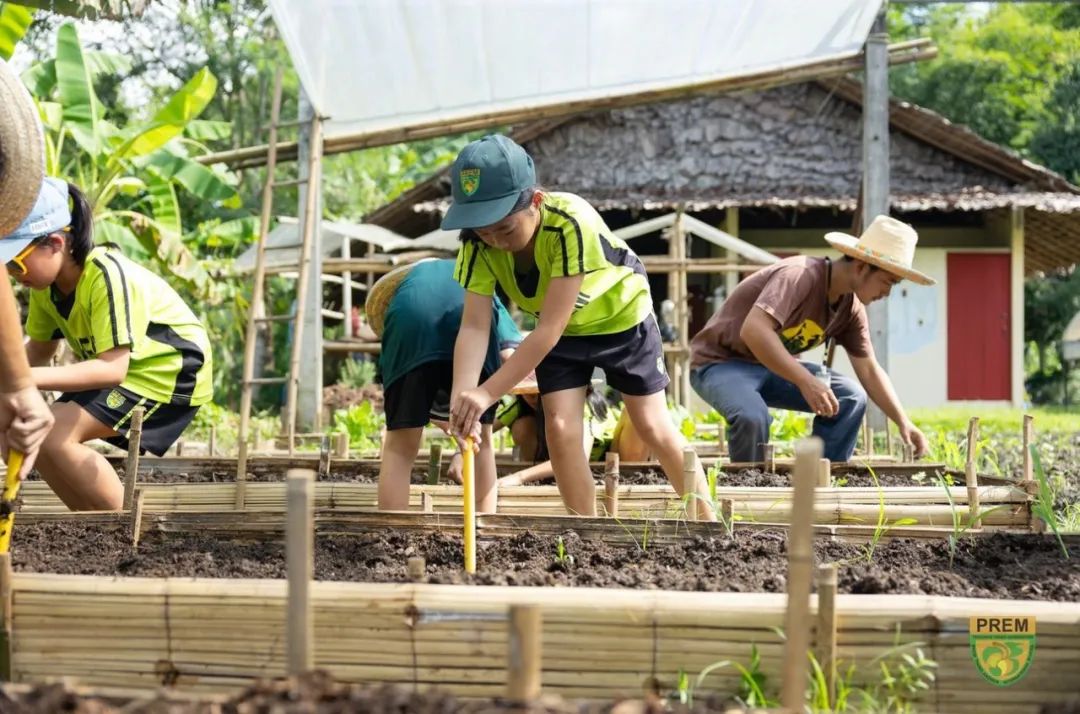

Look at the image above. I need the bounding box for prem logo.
[970,616,1036,686]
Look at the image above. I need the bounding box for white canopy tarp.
[269,0,883,140]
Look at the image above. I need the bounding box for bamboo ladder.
[235,70,325,507]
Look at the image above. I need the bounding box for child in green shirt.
[445,135,713,519]
[3,177,213,510]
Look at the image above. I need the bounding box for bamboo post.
[421,492,434,513]
[175,439,184,457]
[428,444,443,486]
[122,407,145,510]
[318,435,331,478]
[208,426,216,457]
[717,422,727,457]
[763,443,776,474]
[781,437,822,711]
[682,447,698,521]
[407,556,425,582]
[334,432,349,459]
[965,417,980,486]
[603,452,620,517]
[815,563,839,709]
[130,490,146,550]
[1022,414,1034,483]
[818,458,832,488]
[902,442,914,464]
[462,437,476,574]
[286,469,314,674]
[507,604,542,703]
[720,498,734,524]
[885,420,895,457]
[0,553,10,680]
[861,415,870,455]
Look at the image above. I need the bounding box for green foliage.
[1031,445,1071,558]
[553,535,574,568]
[859,468,919,564]
[331,401,384,454]
[0,2,34,60]
[936,473,1007,569]
[338,359,376,390]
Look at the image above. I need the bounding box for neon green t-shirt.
[454,192,653,336]
[25,247,213,406]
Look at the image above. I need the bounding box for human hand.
[900,422,928,459]
[450,386,493,441]
[0,386,54,480]
[445,451,464,485]
[798,372,839,418]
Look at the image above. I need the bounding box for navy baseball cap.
[0,176,70,264]
[441,134,536,230]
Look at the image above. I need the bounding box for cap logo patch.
[460,168,480,197]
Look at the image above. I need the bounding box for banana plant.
[23,22,240,299]
[0,2,34,60]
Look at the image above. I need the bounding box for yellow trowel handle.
[0,451,24,554]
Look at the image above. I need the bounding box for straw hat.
[364,258,439,337]
[824,215,935,286]
[0,58,44,238]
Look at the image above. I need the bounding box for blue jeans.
[690,360,867,462]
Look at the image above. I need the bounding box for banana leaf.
[22,50,132,98]
[54,23,104,157]
[109,67,216,163]
[142,150,239,206]
[0,3,33,61]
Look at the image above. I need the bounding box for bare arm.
[31,347,131,392]
[0,271,55,479]
[740,306,839,416]
[451,290,494,399]
[26,339,60,367]
[849,352,927,457]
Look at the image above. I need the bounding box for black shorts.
[384,360,497,430]
[58,386,200,457]
[536,316,670,396]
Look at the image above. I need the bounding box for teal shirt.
[378,259,521,388]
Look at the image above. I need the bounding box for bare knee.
[545,410,584,447]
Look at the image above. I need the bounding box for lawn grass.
[909,405,1080,436]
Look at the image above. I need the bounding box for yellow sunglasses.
[5,239,42,277]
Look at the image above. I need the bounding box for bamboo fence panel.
[6,575,1078,713]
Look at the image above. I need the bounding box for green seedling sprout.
[1031,445,1070,559]
[553,535,574,567]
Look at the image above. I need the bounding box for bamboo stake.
[763,443,776,474]
[818,458,832,488]
[861,415,870,455]
[462,438,476,574]
[175,440,184,457]
[208,426,216,457]
[122,407,145,511]
[130,490,146,550]
[781,437,822,710]
[286,469,314,674]
[507,605,542,703]
[965,417,980,488]
[720,498,734,525]
[717,422,727,457]
[815,563,838,709]
[902,442,914,464]
[335,432,349,460]
[318,435,331,478]
[682,448,698,522]
[1022,414,1033,483]
[428,444,443,486]
[407,557,426,582]
[603,453,619,518]
[886,420,895,457]
[421,492,434,513]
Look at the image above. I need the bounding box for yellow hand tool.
[0,451,23,554]
[462,437,476,574]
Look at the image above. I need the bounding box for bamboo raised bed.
[3,573,1077,714]
[16,480,1037,531]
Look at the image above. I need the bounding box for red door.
[947,253,1011,400]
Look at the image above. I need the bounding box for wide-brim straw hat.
[0,58,44,238]
[824,215,936,286]
[365,258,440,337]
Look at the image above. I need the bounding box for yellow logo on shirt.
[106,390,125,410]
[780,320,824,355]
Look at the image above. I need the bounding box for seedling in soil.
[681,466,739,537]
[553,535,575,568]
[859,467,918,564]
[1031,445,1070,559]
[936,474,1008,568]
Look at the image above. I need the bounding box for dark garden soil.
[0,671,726,713]
[602,468,943,488]
[11,522,1079,601]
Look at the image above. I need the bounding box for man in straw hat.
[690,215,933,463]
[0,58,54,480]
[366,258,523,513]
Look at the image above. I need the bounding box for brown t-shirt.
[690,256,871,368]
